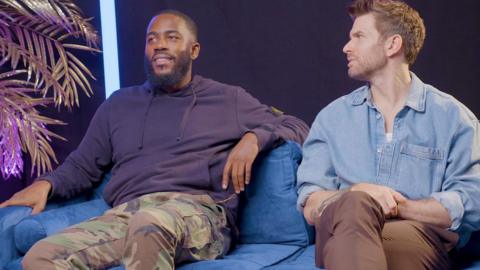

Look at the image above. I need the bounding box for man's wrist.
[35,179,53,196]
[244,132,259,146]
[396,200,408,218]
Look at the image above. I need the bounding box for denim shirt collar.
[349,72,426,112]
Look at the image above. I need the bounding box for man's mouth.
[152,54,174,66]
[347,58,355,68]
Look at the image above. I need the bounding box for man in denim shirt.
[297,0,480,269]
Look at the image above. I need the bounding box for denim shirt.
[297,73,480,247]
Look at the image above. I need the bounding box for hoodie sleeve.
[235,87,309,151]
[37,99,113,199]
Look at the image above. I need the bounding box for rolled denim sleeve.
[430,191,464,230]
[433,117,480,233]
[296,112,339,211]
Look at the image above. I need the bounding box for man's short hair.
[347,0,425,65]
[155,10,198,41]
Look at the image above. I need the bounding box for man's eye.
[168,35,179,40]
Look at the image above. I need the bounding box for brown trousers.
[314,191,459,270]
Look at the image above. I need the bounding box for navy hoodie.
[41,75,308,230]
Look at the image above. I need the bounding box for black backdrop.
[115,0,480,124]
[2,0,479,201]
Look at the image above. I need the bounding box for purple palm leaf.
[0,0,98,178]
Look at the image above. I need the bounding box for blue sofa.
[1,141,480,270]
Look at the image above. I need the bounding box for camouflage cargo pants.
[22,192,230,270]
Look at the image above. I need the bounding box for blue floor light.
[99,0,120,98]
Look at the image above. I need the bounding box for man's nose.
[154,37,168,50]
[342,40,352,54]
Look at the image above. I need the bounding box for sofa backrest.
[238,140,314,246]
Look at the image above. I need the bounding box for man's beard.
[144,49,191,90]
[348,45,387,81]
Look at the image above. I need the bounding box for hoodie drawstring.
[138,94,155,149]
[177,87,197,141]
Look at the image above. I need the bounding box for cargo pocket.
[182,213,212,249]
[181,202,226,261]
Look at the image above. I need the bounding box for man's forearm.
[397,198,452,228]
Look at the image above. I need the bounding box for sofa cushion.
[0,206,32,269]
[265,245,320,270]
[5,257,125,270]
[238,141,314,246]
[14,199,110,254]
[178,244,303,270]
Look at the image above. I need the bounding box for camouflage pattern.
[23,192,230,270]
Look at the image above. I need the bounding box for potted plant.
[0,0,99,179]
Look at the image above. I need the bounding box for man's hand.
[350,183,406,218]
[222,132,259,194]
[0,180,52,214]
[303,190,339,225]
[397,198,452,228]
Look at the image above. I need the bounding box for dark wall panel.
[2,0,479,201]
[116,0,480,124]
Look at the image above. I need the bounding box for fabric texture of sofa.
[1,141,480,270]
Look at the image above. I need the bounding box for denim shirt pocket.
[396,142,444,198]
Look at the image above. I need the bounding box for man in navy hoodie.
[0,10,308,270]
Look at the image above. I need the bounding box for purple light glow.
[0,119,23,179]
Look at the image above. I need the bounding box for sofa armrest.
[0,206,32,269]
[238,140,314,246]
[14,199,110,254]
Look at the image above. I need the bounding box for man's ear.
[385,34,403,58]
[191,42,200,60]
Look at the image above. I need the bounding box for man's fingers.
[383,193,399,217]
[237,163,245,192]
[232,162,240,194]
[392,191,407,203]
[222,160,232,189]
[0,197,31,209]
[385,194,397,212]
[31,201,46,215]
[0,200,10,208]
[245,161,253,185]
[378,202,391,217]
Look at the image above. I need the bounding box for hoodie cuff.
[431,191,464,231]
[248,127,276,152]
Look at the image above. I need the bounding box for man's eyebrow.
[146,32,157,37]
[165,30,182,36]
[350,30,364,37]
[146,30,181,36]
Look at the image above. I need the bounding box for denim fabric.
[297,73,480,247]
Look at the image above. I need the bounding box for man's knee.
[338,190,376,206]
[22,240,57,270]
[335,191,382,218]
